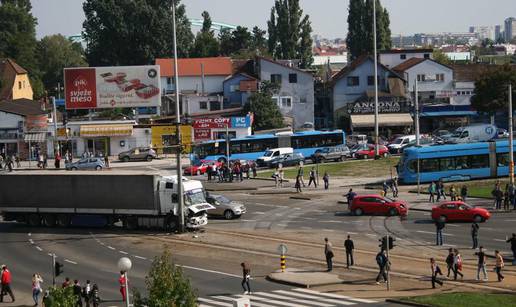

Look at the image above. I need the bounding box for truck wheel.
[224,210,234,220]
[124,217,138,230]
[43,214,57,227]
[28,214,41,227]
[57,214,71,227]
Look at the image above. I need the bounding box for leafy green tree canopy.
[471,64,516,116]
[191,11,220,57]
[244,81,285,131]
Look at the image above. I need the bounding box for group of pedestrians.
[428,181,467,203]
[323,236,356,272]
[0,155,20,172]
[492,181,516,210]
[381,178,399,198]
[208,160,257,183]
[58,277,99,307]
[293,165,331,192]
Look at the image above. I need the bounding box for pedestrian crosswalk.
[198,288,377,307]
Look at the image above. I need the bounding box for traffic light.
[55,261,64,277]
[379,236,388,250]
[388,236,396,250]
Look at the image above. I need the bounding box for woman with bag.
[241,262,251,294]
[430,258,443,288]
[32,273,43,306]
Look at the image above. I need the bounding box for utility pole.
[373,0,380,158]
[172,3,184,233]
[414,79,420,195]
[510,83,514,185]
[225,123,230,164]
[51,96,59,157]
[386,234,390,291]
[52,253,56,286]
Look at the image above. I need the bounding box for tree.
[267,0,313,68]
[471,64,516,120]
[243,81,284,131]
[191,11,220,57]
[432,49,451,65]
[218,28,233,56]
[251,26,268,54]
[44,286,77,307]
[346,0,392,60]
[82,0,194,66]
[36,35,87,96]
[133,249,197,307]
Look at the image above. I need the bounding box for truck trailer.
[0,173,214,230]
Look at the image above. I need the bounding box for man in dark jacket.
[471,222,480,249]
[344,235,355,268]
[73,280,82,307]
[324,238,334,271]
[507,233,516,265]
[435,220,445,246]
[375,250,389,284]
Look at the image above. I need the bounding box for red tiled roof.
[156,57,233,77]
[392,58,426,73]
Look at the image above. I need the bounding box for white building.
[378,48,433,68]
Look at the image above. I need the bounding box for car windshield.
[185,191,207,206]
[263,150,274,157]
[392,138,403,144]
[320,148,329,153]
[383,196,394,202]
[214,195,231,204]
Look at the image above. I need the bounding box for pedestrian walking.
[82,280,92,307]
[55,152,61,169]
[476,246,488,281]
[428,182,436,203]
[509,183,516,210]
[345,189,357,208]
[295,175,302,193]
[104,155,109,168]
[278,168,284,188]
[252,162,257,178]
[118,271,127,302]
[492,186,503,210]
[308,167,317,187]
[471,222,479,249]
[495,250,505,282]
[62,277,71,288]
[15,155,20,168]
[445,248,454,278]
[461,185,468,202]
[437,180,446,201]
[0,265,15,303]
[449,185,457,201]
[435,219,445,246]
[430,258,443,288]
[382,181,389,197]
[507,233,516,265]
[73,280,82,307]
[297,164,305,187]
[32,273,43,306]
[375,249,389,284]
[240,262,251,294]
[344,235,354,268]
[323,171,329,190]
[324,238,334,271]
[392,177,399,198]
[4,155,12,172]
[453,249,463,280]
[273,167,280,188]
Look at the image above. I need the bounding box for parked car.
[387,135,416,154]
[118,147,157,162]
[184,160,220,176]
[355,144,389,159]
[399,137,435,152]
[256,147,294,166]
[431,201,490,223]
[268,153,305,168]
[350,195,408,216]
[66,158,105,171]
[310,145,351,163]
[206,193,246,219]
[350,143,369,158]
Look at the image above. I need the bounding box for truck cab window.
[165,182,174,189]
[172,194,178,202]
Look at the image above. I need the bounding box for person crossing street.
[324,238,334,271]
[435,219,445,246]
[507,233,516,265]
[445,248,454,278]
[308,167,317,188]
[344,235,355,268]
[476,246,488,281]
[240,262,251,294]
[430,258,443,288]
[0,265,15,303]
[471,222,480,249]
[375,249,389,284]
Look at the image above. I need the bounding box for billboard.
[151,125,193,154]
[192,116,252,129]
[64,65,161,109]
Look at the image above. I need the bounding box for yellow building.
[0,58,33,101]
[151,125,193,154]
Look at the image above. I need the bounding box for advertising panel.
[151,125,193,154]
[194,129,211,141]
[192,115,252,129]
[64,65,161,109]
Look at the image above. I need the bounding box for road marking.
[211,296,270,307]
[274,290,356,305]
[366,234,377,237]
[252,291,335,307]
[293,288,377,303]
[134,255,147,260]
[241,219,257,222]
[300,226,312,230]
[504,219,516,222]
[482,227,495,231]
[320,220,342,223]
[64,259,77,265]
[198,298,232,307]
[234,294,311,307]
[416,230,455,236]
[100,242,105,246]
[107,246,116,250]
[36,246,43,251]
[29,239,34,244]
[422,213,431,216]
[447,224,460,227]
[494,239,507,242]
[346,232,358,235]
[179,265,241,278]
[253,212,266,215]
[47,253,53,256]
[322,229,335,232]
[119,251,128,255]
[276,224,288,227]
[28,233,31,236]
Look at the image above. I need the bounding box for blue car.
[66,158,105,170]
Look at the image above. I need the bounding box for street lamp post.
[373,0,380,158]
[509,83,514,185]
[118,257,132,307]
[414,79,421,195]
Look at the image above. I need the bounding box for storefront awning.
[24,132,47,142]
[351,113,413,128]
[420,111,477,117]
[80,124,133,137]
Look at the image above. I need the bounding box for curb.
[266,275,343,289]
[290,196,312,200]
[253,177,291,183]
[205,187,258,192]
[410,208,432,212]
[385,299,431,307]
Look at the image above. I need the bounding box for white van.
[447,124,497,143]
[388,135,416,153]
[255,147,294,166]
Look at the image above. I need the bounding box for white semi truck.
[0,173,214,230]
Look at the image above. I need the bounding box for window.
[436,74,445,82]
[230,84,239,92]
[300,96,307,103]
[424,53,430,59]
[281,97,292,108]
[272,97,279,106]
[497,153,509,167]
[165,182,174,189]
[367,76,379,86]
[18,81,22,89]
[271,74,282,84]
[347,76,359,86]
[166,77,173,85]
[417,74,426,82]
[209,101,221,111]
[289,73,298,83]
[199,101,207,109]
[400,54,407,60]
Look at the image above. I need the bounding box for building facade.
[505,17,516,42]
[379,48,433,68]
[0,58,33,101]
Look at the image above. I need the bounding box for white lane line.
[134,255,147,260]
[346,231,358,235]
[252,291,335,307]
[100,242,105,246]
[29,239,34,244]
[320,220,342,223]
[212,296,273,307]
[494,239,507,242]
[179,265,241,279]
[322,229,335,232]
[300,226,312,230]
[276,224,288,227]
[293,288,377,303]
[447,224,460,227]
[64,259,77,265]
[198,298,232,307]
[119,251,128,255]
[47,253,53,257]
[241,220,257,222]
[274,290,356,306]
[234,294,311,307]
[423,213,431,216]
[253,212,266,215]
[504,219,516,222]
[366,234,377,237]
[107,246,116,250]
[416,230,455,236]
[35,246,43,251]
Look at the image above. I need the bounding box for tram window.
[439,158,455,171]
[421,159,439,172]
[455,157,470,169]
[469,155,489,168]
[497,153,509,167]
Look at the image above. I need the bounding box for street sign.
[277,243,288,255]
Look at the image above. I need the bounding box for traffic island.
[390,292,516,307]
[267,268,344,288]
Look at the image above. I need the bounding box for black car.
[267,153,304,168]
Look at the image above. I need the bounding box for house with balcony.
[0,58,33,101]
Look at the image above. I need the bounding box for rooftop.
[156,57,233,77]
[379,48,433,54]
[0,98,47,116]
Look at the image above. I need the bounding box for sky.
[31,0,516,39]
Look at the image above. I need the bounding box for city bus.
[398,140,515,184]
[190,130,346,164]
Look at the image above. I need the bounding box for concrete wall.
[0,111,23,128]
[161,76,227,94]
[404,60,453,92]
[259,59,314,127]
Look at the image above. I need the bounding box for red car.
[184,160,219,176]
[431,201,490,223]
[355,144,389,159]
[350,194,408,216]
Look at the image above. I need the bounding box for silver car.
[66,158,105,170]
[118,147,157,162]
[206,194,246,219]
